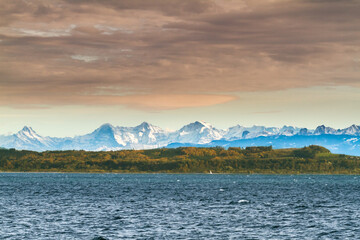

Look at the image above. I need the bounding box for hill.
[1,146,359,174]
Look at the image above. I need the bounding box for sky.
[0,0,360,137]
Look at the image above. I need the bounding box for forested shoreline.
[1,145,360,174]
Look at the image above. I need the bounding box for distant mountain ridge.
[0,121,360,155]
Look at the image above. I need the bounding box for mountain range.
[1,121,360,155]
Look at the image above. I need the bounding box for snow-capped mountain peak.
[1,126,54,149]
[134,122,163,133]
[136,121,151,129]
[1,122,360,153]
[95,123,115,133]
[341,124,360,135]
[298,128,309,135]
[182,121,212,130]
[16,126,43,142]
[279,126,298,136]
[19,126,36,134]
[175,121,223,144]
[197,120,213,128]
[21,126,32,131]
[314,125,337,135]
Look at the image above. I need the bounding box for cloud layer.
[1,0,359,110]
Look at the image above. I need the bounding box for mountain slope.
[59,122,171,151]
[1,122,360,154]
[0,126,55,151]
[170,121,224,144]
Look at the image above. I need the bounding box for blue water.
[0,173,359,239]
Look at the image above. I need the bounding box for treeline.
[0,145,360,174]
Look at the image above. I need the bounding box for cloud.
[5,25,76,37]
[94,24,133,35]
[0,93,237,110]
[0,0,360,110]
[71,55,99,63]
[117,94,237,110]
[62,0,215,16]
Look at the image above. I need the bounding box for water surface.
[1,173,359,239]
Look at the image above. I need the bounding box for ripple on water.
[0,173,359,239]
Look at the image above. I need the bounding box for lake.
[0,173,359,239]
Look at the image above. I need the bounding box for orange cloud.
[0,94,237,110]
[116,94,237,110]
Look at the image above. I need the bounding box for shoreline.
[1,171,359,175]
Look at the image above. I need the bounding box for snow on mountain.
[298,128,310,136]
[314,125,338,135]
[171,121,224,144]
[68,123,122,150]
[339,124,360,135]
[224,125,300,139]
[16,126,43,143]
[312,125,360,136]
[112,121,171,149]
[66,122,171,150]
[130,122,170,147]
[0,126,54,151]
[225,125,273,140]
[278,126,301,136]
[1,122,360,153]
